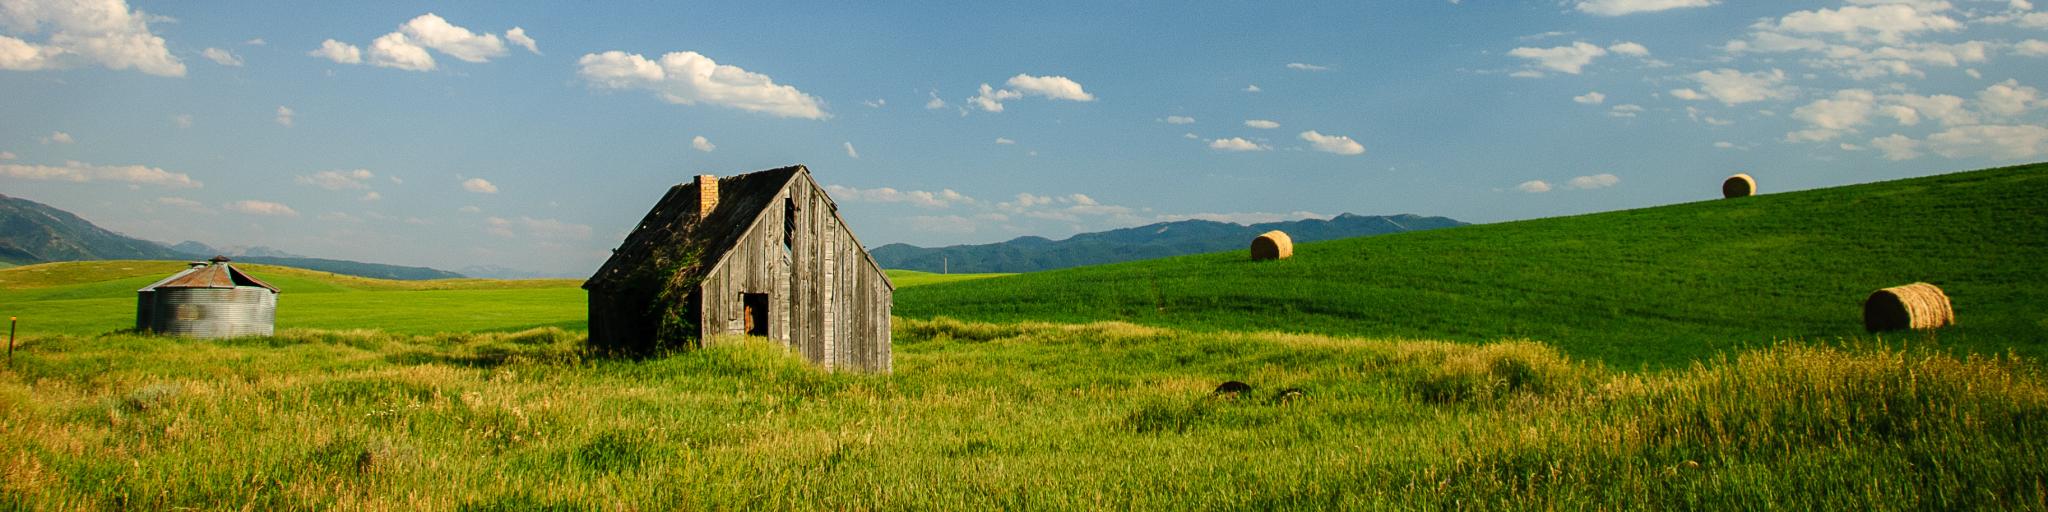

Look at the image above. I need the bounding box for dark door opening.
[742,292,769,337]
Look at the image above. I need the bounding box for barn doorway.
[742,292,769,336]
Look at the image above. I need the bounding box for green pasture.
[896,163,2048,368]
[1,320,2042,509]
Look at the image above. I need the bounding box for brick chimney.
[696,174,719,219]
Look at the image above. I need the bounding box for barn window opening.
[783,197,795,254]
[742,292,769,336]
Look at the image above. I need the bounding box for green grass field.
[897,163,2048,368]
[1,163,2046,509]
[884,269,1012,288]
[0,261,586,336]
[3,321,2043,509]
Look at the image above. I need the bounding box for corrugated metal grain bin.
[136,256,280,338]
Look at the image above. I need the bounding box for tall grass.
[3,320,2042,510]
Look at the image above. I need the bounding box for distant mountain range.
[872,213,1467,273]
[0,193,465,280]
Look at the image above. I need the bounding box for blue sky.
[3,0,2046,276]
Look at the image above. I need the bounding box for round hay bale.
[1723,173,1757,198]
[1250,231,1293,261]
[1213,381,1252,396]
[1863,282,1954,332]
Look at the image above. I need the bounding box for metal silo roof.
[139,256,280,292]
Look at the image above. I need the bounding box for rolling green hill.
[895,163,2048,368]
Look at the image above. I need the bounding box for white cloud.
[577,50,828,119]
[691,135,715,152]
[368,32,435,71]
[0,160,200,188]
[1925,124,2048,159]
[1154,211,1326,224]
[1163,115,1195,124]
[1567,173,1621,189]
[924,91,947,110]
[309,39,363,64]
[397,13,506,63]
[40,131,72,144]
[458,205,480,213]
[318,13,528,72]
[825,185,976,208]
[1299,130,1366,155]
[244,38,266,46]
[1760,4,1961,45]
[173,114,192,128]
[275,106,294,127]
[1607,41,1651,57]
[1609,104,1645,117]
[201,48,243,67]
[486,216,592,240]
[1244,84,1262,92]
[1787,89,1877,142]
[224,200,298,217]
[296,169,376,190]
[1004,74,1094,101]
[0,0,184,76]
[1517,180,1553,193]
[155,196,210,213]
[462,177,497,194]
[1871,134,1923,160]
[1977,79,2041,117]
[1575,0,1718,16]
[1244,119,1281,129]
[968,74,1094,112]
[2019,40,2048,57]
[1508,42,1608,75]
[1679,68,1794,105]
[995,137,1015,145]
[967,85,1014,112]
[844,142,859,159]
[1575,91,1608,105]
[360,191,381,202]
[1208,137,1269,152]
[1286,62,1330,71]
[1881,92,1975,126]
[506,27,538,54]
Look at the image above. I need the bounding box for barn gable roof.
[584,165,805,292]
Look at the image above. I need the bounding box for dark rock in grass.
[1213,381,1252,396]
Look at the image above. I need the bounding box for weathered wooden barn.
[584,165,893,372]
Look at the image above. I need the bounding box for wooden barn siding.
[694,175,892,372]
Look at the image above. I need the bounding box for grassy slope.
[897,163,2048,368]
[1,321,2042,509]
[0,263,992,337]
[0,261,586,336]
[884,269,1013,288]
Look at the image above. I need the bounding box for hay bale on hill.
[1250,231,1293,261]
[1863,282,1954,332]
[1723,173,1757,198]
